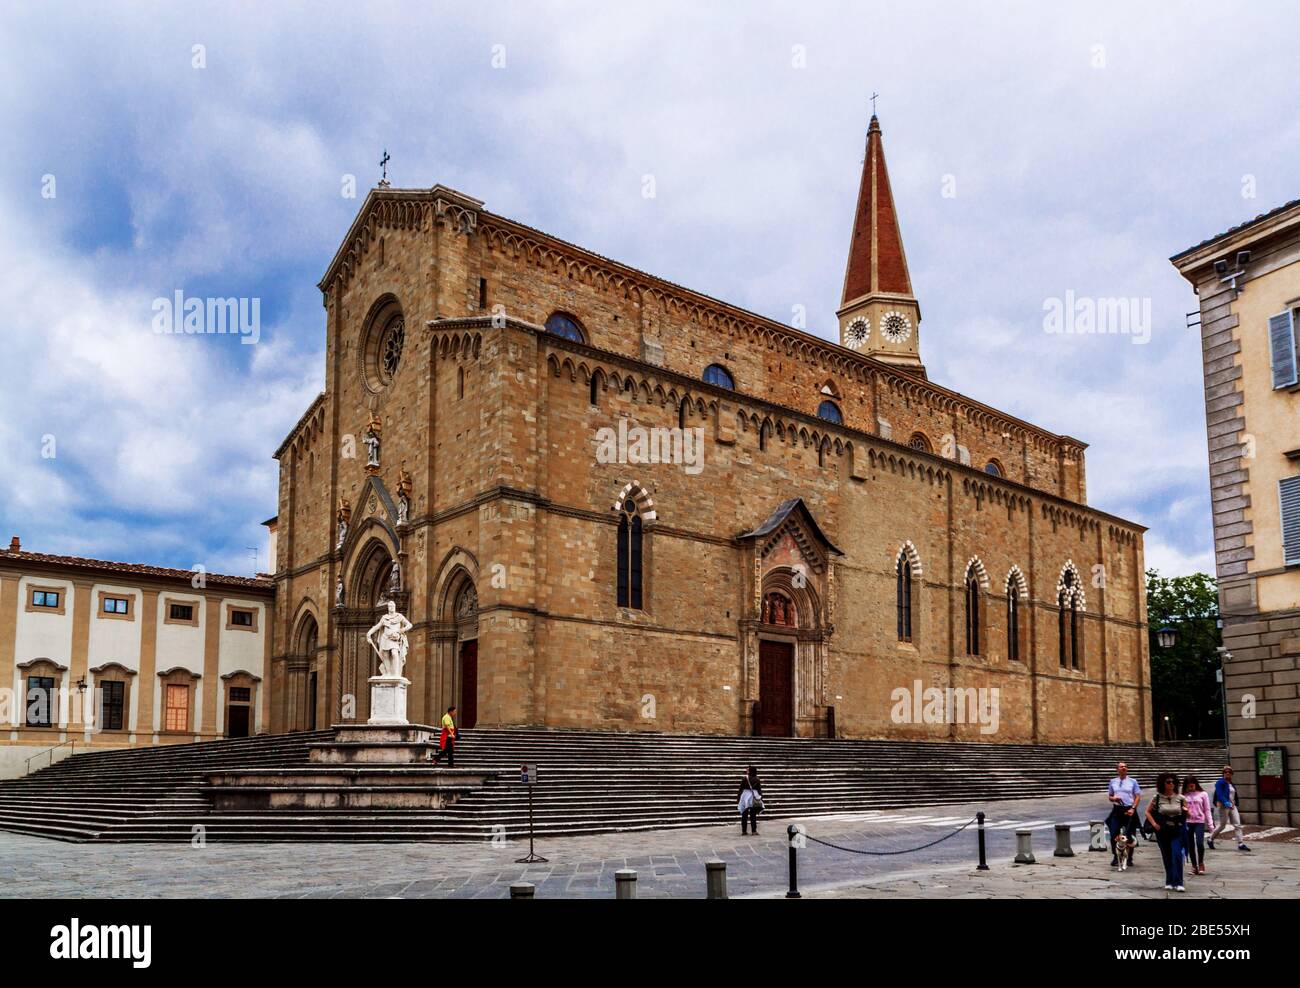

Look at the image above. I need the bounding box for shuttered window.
[1281,474,1300,566]
[1270,311,1297,390]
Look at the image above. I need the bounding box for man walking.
[438,705,458,767]
[1106,761,1142,868]
[1208,765,1250,852]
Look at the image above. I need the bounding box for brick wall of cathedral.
[475,217,1087,502]
[267,191,1149,743]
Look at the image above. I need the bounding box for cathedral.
[266,116,1152,743]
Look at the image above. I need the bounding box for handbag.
[750,780,764,813]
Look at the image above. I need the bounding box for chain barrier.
[799,815,979,856]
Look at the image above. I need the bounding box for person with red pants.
[428,705,457,766]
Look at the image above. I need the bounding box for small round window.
[545,312,586,343]
[703,363,735,389]
[379,316,405,383]
[816,400,843,424]
[361,300,406,393]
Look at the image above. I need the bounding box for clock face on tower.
[881,310,912,343]
[846,317,870,346]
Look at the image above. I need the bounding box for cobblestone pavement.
[0,793,1294,899]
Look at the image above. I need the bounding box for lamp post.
[1154,625,1177,740]
[1215,647,1230,742]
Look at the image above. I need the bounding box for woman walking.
[737,766,763,836]
[1145,772,1189,892]
[1183,776,1211,876]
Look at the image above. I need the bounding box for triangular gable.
[738,498,843,572]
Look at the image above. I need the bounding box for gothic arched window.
[1058,570,1081,669]
[817,400,843,424]
[908,432,932,453]
[545,312,586,343]
[703,364,735,390]
[965,576,981,656]
[897,558,914,642]
[985,459,1004,477]
[616,498,643,609]
[1007,590,1021,662]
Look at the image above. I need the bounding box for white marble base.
[367,676,411,726]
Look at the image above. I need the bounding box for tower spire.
[837,111,923,373]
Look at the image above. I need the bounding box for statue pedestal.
[367,676,410,726]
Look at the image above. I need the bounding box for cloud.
[5,0,1296,578]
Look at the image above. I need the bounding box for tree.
[1146,570,1223,740]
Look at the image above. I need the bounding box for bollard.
[510,882,535,899]
[1089,821,1107,852]
[785,824,802,899]
[976,811,989,870]
[705,859,728,900]
[1053,823,1075,857]
[1014,828,1036,864]
[615,869,638,899]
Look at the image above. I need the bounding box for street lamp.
[1156,625,1177,649]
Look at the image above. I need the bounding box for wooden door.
[227,704,250,738]
[459,639,478,729]
[757,640,794,736]
[307,672,318,731]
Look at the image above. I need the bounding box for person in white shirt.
[1105,762,1142,868]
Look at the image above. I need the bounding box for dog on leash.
[1113,832,1136,871]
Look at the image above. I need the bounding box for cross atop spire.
[379,148,391,188]
[870,91,879,117]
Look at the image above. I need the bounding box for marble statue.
[388,560,401,594]
[336,498,351,550]
[335,578,344,607]
[363,421,381,469]
[365,600,412,678]
[397,490,410,524]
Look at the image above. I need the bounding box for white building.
[0,537,273,778]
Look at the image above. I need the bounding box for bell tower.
[837,114,924,373]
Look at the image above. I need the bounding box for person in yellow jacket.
[430,705,457,767]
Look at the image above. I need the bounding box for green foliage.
[1146,570,1223,740]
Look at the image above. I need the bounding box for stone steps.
[0,727,1226,843]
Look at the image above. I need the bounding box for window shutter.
[1280,475,1300,566]
[1270,311,1297,389]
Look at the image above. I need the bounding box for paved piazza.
[1,794,1296,899]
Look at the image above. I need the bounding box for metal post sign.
[520,763,537,785]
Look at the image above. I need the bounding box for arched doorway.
[757,590,798,736]
[751,569,827,738]
[292,613,318,732]
[453,582,479,728]
[739,498,841,739]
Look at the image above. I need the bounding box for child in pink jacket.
[1184,777,1212,875]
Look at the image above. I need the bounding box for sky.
[2,0,1296,579]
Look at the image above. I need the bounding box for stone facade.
[269,125,1151,745]
[1173,199,1300,826]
